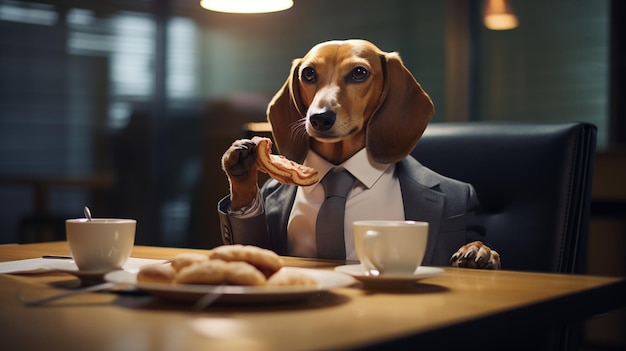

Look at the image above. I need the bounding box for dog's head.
[267,39,434,164]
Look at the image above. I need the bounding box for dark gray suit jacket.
[218,155,484,266]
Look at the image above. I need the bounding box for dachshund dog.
[220,39,500,269]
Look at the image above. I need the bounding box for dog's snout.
[309,111,336,132]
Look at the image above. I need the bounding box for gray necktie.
[316,168,356,260]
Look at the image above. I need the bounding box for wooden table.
[0,242,624,351]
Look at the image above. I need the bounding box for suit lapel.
[264,181,297,255]
[397,157,445,265]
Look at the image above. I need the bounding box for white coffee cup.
[353,220,428,276]
[66,218,136,271]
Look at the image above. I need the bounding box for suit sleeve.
[217,195,273,249]
[463,183,486,243]
[429,181,485,266]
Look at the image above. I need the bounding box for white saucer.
[334,264,444,287]
[0,257,170,282]
[57,258,171,281]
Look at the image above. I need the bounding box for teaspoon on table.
[18,282,119,306]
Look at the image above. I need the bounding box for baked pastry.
[175,259,266,286]
[253,137,319,186]
[171,253,209,271]
[175,259,229,285]
[138,245,318,288]
[137,263,176,284]
[222,261,267,286]
[266,268,318,287]
[209,244,283,278]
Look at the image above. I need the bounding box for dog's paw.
[450,241,501,270]
[222,139,261,210]
[222,139,258,182]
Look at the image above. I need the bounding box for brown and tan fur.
[267,39,433,166]
[222,39,500,269]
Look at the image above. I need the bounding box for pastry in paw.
[209,244,283,278]
[450,241,501,270]
[137,263,177,284]
[253,136,319,186]
[266,268,318,287]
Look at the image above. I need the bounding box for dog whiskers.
[290,119,308,139]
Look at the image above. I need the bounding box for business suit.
[218,155,484,266]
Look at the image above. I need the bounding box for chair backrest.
[411,122,597,273]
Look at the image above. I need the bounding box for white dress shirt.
[287,148,405,260]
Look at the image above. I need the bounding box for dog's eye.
[301,67,317,83]
[349,67,369,82]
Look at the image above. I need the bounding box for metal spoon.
[18,282,118,306]
[83,206,92,221]
[193,284,226,311]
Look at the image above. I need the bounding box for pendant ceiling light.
[200,0,293,14]
[483,0,519,30]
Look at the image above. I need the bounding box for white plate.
[334,264,444,287]
[105,267,356,304]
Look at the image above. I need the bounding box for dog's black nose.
[309,111,336,132]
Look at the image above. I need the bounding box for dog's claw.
[450,242,500,270]
[450,254,459,263]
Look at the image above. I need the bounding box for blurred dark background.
[0,0,624,347]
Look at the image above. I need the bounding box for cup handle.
[363,230,383,276]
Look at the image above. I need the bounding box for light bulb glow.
[484,14,519,30]
[200,0,293,14]
[483,0,519,30]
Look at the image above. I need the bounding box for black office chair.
[413,122,597,351]
[411,121,597,274]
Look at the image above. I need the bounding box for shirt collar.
[302,148,391,193]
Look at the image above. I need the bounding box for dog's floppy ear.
[366,53,434,164]
[266,58,310,163]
